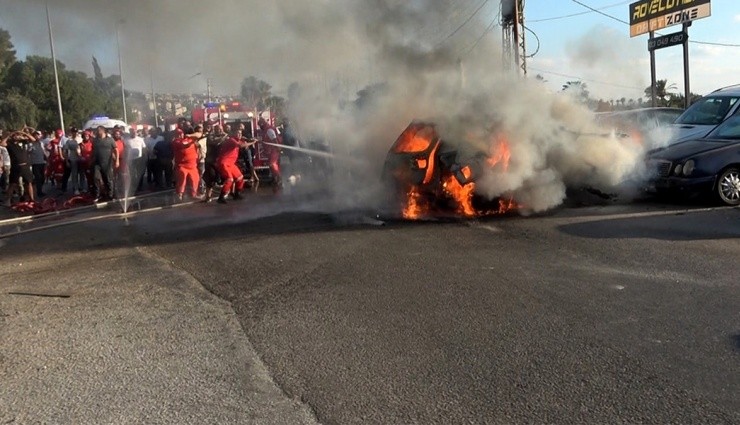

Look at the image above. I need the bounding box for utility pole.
[150,76,159,128]
[501,0,527,75]
[46,2,65,132]
[115,20,128,123]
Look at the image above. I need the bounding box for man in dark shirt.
[3,130,35,203]
[92,126,118,200]
[153,136,174,188]
[203,125,227,202]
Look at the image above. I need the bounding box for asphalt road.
[1,196,738,424]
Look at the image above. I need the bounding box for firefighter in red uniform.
[46,129,65,188]
[216,128,256,204]
[258,118,282,192]
[78,130,95,193]
[172,128,201,201]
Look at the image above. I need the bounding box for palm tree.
[644,79,677,106]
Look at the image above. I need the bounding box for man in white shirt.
[125,128,148,193]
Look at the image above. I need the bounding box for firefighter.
[216,128,256,204]
[258,117,282,192]
[203,124,227,203]
[172,128,201,201]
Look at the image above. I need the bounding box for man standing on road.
[92,126,118,201]
[154,133,174,189]
[61,127,82,194]
[126,128,147,195]
[203,124,226,203]
[258,118,282,192]
[0,133,10,193]
[28,130,47,197]
[144,128,162,188]
[4,130,35,204]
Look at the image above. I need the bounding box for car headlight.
[683,159,695,176]
[674,164,683,176]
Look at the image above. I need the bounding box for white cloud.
[734,14,740,23]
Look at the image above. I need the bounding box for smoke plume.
[3,0,645,214]
[279,0,644,213]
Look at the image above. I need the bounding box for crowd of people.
[0,117,285,209]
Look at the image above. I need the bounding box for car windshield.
[707,115,740,139]
[674,95,739,125]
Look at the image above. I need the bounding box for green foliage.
[0,28,16,78]
[0,92,38,129]
[644,79,678,106]
[240,76,272,110]
[264,95,286,119]
[0,50,131,130]
[561,80,590,104]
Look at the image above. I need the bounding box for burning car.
[646,114,740,206]
[382,121,517,219]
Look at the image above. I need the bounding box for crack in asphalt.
[133,244,324,425]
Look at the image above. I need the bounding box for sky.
[0,0,737,100]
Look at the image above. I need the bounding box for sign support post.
[629,0,710,108]
[649,31,656,107]
[682,22,691,108]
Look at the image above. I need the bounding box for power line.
[571,0,629,25]
[529,67,645,91]
[528,0,631,23]
[462,5,501,56]
[570,0,740,47]
[436,0,490,47]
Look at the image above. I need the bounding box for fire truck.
[191,102,281,180]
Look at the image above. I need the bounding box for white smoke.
[3,0,646,214]
[280,0,645,213]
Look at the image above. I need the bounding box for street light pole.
[115,21,128,123]
[46,2,65,132]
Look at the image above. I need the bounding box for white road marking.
[548,205,738,225]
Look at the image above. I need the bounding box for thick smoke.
[4,0,645,214]
[280,0,644,213]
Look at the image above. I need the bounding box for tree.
[92,56,104,82]
[240,76,272,110]
[264,95,286,120]
[1,56,110,129]
[561,80,590,104]
[0,91,38,129]
[0,28,16,78]
[644,79,677,106]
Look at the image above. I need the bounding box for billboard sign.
[629,0,711,37]
[647,31,687,51]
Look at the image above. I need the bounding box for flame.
[497,196,518,214]
[393,126,436,153]
[397,131,522,220]
[487,134,511,171]
[442,174,477,217]
[402,186,426,220]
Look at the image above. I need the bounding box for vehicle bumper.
[647,175,715,194]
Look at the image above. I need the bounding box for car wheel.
[716,167,740,206]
